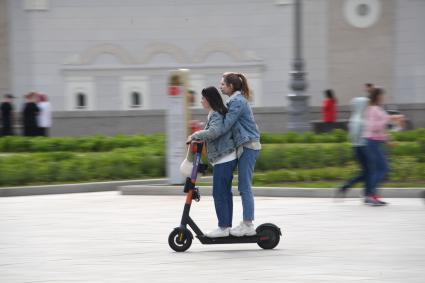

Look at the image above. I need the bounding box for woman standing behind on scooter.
[191,73,261,237]
[189,86,238,238]
[220,73,261,237]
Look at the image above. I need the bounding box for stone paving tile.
[0,192,424,283]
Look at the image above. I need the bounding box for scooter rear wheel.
[256,225,280,250]
[168,228,193,252]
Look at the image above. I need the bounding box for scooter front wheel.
[168,228,193,252]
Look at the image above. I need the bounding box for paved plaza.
[0,192,424,283]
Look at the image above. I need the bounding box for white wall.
[5,0,425,112]
[394,0,425,104]
[0,0,10,95]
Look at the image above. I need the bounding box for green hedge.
[254,157,425,185]
[0,147,165,186]
[0,131,424,186]
[1,143,423,186]
[1,129,423,153]
[260,130,347,144]
[256,142,424,171]
[260,128,425,144]
[0,134,165,153]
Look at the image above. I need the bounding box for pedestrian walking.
[0,94,15,136]
[364,83,374,96]
[321,89,337,132]
[363,87,404,206]
[37,94,52,136]
[336,97,370,198]
[22,92,40,136]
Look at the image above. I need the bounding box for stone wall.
[42,104,423,136]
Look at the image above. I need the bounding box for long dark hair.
[222,72,250,100]
[202,86,228,116]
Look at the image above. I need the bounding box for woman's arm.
[208,98,244,139]
[190,98,245,142]
[191,112,224,141]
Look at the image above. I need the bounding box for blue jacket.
[191,111,236,164]
[219,91,260,148]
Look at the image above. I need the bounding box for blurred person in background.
[363,87,404,206]
[364,83,375,96]
[1,94,15,136]
[22,92,40,137]
[335,97,370,198]
[37,94,52,136]
[188,86,237,238]
[321,89,337,132]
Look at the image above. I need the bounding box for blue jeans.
[238,148,259,221]
[213,159,237,228]
[342,146,371,196]
[366,139,389,196]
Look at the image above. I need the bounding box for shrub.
[260,129,424,144]
[257,144,353,170]
[0,134,165,153]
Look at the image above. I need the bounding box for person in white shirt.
[37,94,52,136]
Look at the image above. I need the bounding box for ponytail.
[237,73,250,100]
[222,72,251,100]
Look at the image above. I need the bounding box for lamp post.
[287,0,310,132]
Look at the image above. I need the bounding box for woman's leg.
[212,159,237,228]
[357,146,371,197]
[374,141,389,190]
[340,147,366,191]
[366,139,378,197]
[237,148,259,222]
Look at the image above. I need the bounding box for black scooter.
[168,143,282,252]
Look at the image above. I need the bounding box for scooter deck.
[197,235,259,245]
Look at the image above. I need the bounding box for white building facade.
[0,0,424,133]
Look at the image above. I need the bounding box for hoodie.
[348,97,369,146]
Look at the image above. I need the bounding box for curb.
[0,179,167,197]
[120,185,424,198]
[1,178,423,198]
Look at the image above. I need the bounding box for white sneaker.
[230,222,256,237]
[205,227,230,238]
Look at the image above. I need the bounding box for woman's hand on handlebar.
[186,135,202,144]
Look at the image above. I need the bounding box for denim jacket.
[216,91,260,148]
[191,111,236,164]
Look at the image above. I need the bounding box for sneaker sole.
[229,232,256,237]
[365,203,385,206]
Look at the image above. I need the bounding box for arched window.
[131,91,142,108]
[76,92,86,109]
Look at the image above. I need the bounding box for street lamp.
[287,0,310,132]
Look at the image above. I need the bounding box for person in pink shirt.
[363,88,403,206]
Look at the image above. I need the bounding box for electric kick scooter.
[168,142,282,252]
